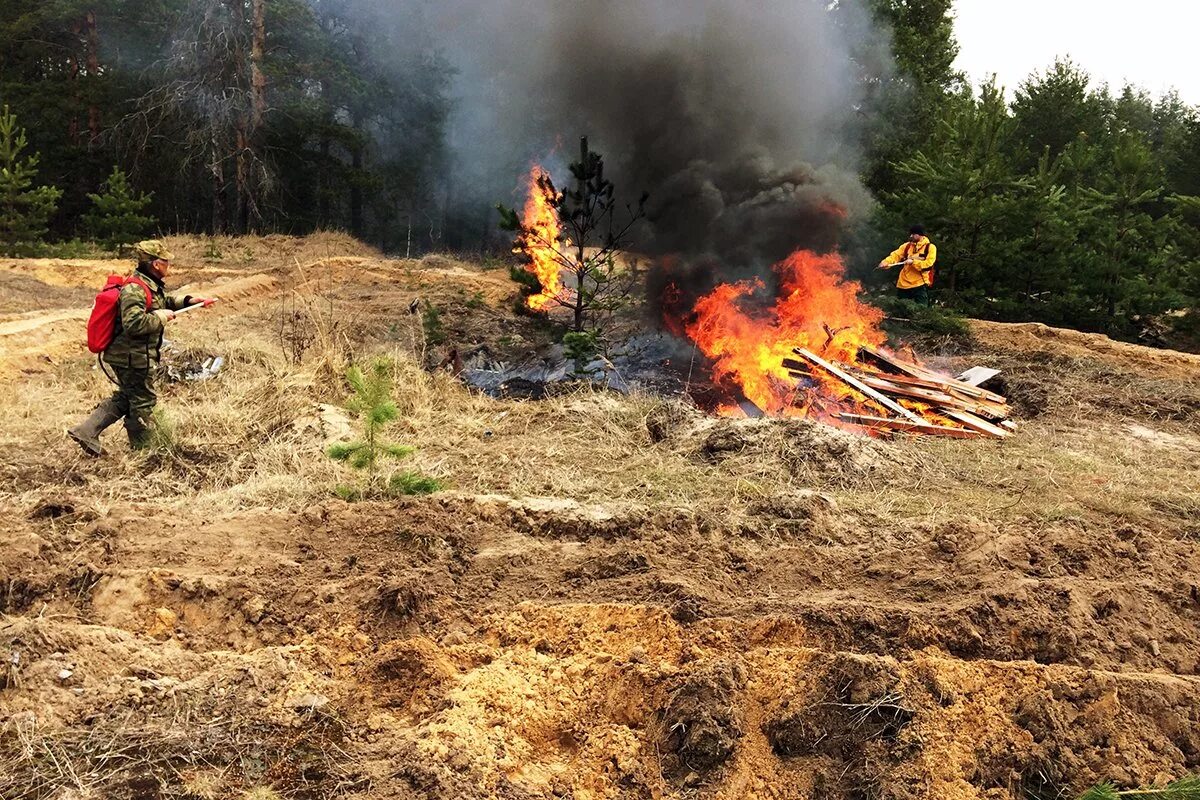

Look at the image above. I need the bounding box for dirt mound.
[660,658,747,777]
[0,258,122,291]
[642,398,896,484]
[3,487,1200,799]
[970,320,1200,379]
[162,231,380,267]
[0,271,95,313]
[458,493,701,541]
[693,416,895,482]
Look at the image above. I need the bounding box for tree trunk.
[85,10,101,141]
[1023,224,1040,303]
[242,0,266,233]
[250,0,267,132]
[211,148,226,234]
[68,19,82,144]
[350,148,363,236]
[318,134,331,226]
[235,127,249,234]
[573,137,588,332]
[350,112,364,237]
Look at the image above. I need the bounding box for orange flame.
[515,165,570,311]
[683,250,886,417]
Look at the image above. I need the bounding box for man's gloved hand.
[152,309,176,323]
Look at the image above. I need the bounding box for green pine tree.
[1080,775,1200,800]
[0,105,62,256]
[84,166,155,251]
[498,136,647,335]
[327,358,442,499]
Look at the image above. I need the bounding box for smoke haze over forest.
[413,0,882,267]
[4,0,1196,343]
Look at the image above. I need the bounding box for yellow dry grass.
[0,235,1196,541]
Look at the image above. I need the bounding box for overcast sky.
[952,1,1199,105]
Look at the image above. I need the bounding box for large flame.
[683,250,886,416]
[515,165,569,311]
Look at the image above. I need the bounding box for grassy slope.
[1,235,1198,800]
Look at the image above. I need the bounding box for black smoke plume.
[413,0,882,306]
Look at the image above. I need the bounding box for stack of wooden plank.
[781,345,1014,439]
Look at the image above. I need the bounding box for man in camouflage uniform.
[68,240,213,455]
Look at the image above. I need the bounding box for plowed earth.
[1,238,1198,800]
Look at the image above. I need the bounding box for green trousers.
[897,284,930,306]
[107,365,157,446]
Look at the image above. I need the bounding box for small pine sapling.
[84,166,155,251]
[421,302,446,346]
[1080,776,1200,800]
[0,105,62,256]
[562,330,600,377]
[327,358,442,498]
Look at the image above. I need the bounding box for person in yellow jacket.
[878,225,936,306]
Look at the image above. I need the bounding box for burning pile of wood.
[783,346,1014,439]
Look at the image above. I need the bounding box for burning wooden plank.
[782,348,1013,439]
[856,375,1010,420]
[836,413,983,439]
[858,345,930,379]
[794,348,926,425]
[787,358,1008,415]
[859,345,1007,404]
[781,357,810,374]
[853,367,1008,405]
[738,399,766,419]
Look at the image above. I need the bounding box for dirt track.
[1,238,1198,800]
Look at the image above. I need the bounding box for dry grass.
[162,230,379,270]
[0,237,1196,538]
[0,703,353,800]
[11,332,1193,535]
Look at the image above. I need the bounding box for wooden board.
[858,345,930,379]
[738,399,765,419]
[957,366,1001,386]
[939,409,1009,438]
[857,375,1010,420]
[786,368,1011,426]
[794,348,925,424]
[851,366,1008,405]
[781,358,811,375]
[859,345,1007,404]
[836,413,983,439]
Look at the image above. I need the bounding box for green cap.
[134,240,174,262]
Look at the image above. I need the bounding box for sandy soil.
[1,237,1197,800]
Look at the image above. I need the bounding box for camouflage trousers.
[107,365,157,447]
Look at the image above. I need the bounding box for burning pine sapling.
[327,359,442,499]
[498,137,648,345]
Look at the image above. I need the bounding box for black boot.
[126,410,154,450]
[67,399,123,456]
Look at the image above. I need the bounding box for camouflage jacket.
[101,267,193,369]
